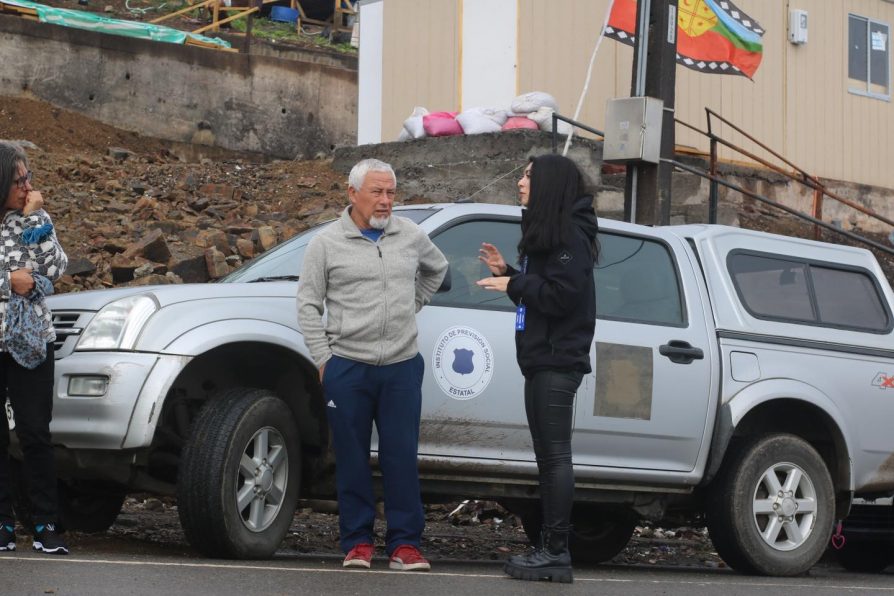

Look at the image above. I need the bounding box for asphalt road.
[2,551,892,596]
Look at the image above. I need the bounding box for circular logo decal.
[432,326,494,400]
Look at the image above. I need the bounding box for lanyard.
[515,256,527,331]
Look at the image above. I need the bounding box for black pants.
[524,369,584,533]
[0,344,58,526]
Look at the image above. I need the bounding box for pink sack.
[423,112,463,137]
[502,116,540,131]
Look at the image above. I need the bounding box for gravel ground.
[47,496,726,569]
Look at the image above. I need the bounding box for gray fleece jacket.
[296,207,448,368]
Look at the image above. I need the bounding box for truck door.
[412,217,531,462]
[572,229,716,473]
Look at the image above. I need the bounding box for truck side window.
[811,265,888,330]
[596,233,684,325]
[727,255,815,321]
[728,251,891,332]
[429,219,520,310]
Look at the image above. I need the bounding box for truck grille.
[52,311,87,358]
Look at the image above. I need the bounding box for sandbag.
[527,106,573,135]
[423,112,463,137]
[401,106,429,140]
[502,116,540,131]
[456,107,507,135]
[510,91,559,115]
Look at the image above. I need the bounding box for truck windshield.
[219,208,437,283]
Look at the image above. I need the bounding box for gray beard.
[369,215,390,230]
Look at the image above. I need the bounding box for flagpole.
[561,1,615,158]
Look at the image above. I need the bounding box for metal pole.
[708,137,718,224]
[552,112,558,154]
[623,0,678,226]
[623,0,651,224]
[812,179,824,240]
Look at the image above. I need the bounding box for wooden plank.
[150,0,215,24]
[185,37,239,51]
[0,2,39,16]
[192,5,257,34]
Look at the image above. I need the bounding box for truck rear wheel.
[177,388,301,559]
[707,433,834,576]
[519,506,636,564]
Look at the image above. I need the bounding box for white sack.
[402,106,429,140]
[510,91,559,115]
[456,107,508,135]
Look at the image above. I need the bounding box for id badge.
[515,304,526,331]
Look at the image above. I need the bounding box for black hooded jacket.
[505,196,598,376]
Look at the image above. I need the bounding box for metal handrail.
[550,109,894,259]
[697,109,894,234]
[666,158,894,257]
[550,113,604,154]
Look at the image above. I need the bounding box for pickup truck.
[19,202,894,576]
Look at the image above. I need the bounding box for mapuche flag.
[605,0,764,79]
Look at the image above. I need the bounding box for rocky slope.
[2,96,349,293]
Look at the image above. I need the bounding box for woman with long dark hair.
[0,142,69,555]
[477,154,597,583]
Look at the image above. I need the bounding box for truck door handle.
[659,340,704,364]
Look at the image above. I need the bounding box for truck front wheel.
[177,388,301,559]
[707,433,834,576]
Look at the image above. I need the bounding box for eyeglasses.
[13,171,32,189]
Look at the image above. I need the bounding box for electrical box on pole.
[604,97,664,164]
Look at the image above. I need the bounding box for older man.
[297,159,448,571]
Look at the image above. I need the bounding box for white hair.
[348,158,396,191]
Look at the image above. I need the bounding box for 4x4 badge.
[871,372,894,389]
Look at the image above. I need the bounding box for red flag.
[605,0,764,79]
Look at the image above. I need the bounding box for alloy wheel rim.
[235,426,288,532]
[751,461,818,552]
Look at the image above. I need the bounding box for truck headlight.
[76,295,158,351]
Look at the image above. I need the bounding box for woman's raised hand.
[479,242,507,276]
[23,191,44,216]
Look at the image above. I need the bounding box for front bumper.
[45,351,190,450]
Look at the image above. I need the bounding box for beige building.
[357,0,894,190]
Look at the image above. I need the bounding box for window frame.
[847,12,892,102]
[594,230,688,328]
[727,249,893,334]
[427,215,522,312]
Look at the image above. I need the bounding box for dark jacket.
[506,196,597,376]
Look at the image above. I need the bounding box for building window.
[848,14,891,100]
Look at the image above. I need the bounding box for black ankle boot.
[504,529,573,583]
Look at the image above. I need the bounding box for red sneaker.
[388,545,431,571]
[343,543,374,569]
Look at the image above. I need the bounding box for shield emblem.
[452,348,475,375]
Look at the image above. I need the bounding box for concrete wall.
[333,130,603,204]
[0,15,357,159]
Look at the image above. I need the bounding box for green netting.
[3,0,231,48]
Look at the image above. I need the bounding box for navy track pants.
[323,353,425,555]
